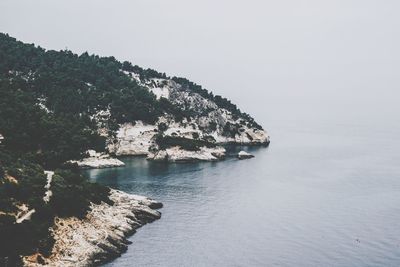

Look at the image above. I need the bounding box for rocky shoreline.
[108,120,270,158]
[72,142,269,167]
[237,150,255,160]
[69,150,125,169]
[147,146,226,162]
[23,190,162,267]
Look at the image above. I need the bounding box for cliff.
[0,33,269,167]
[0,32,267,265]
[23,190,162,267]
[105,70,269,159]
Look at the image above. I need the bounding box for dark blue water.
[85,120,400,267]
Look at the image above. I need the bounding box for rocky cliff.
[0,32,271,266]
[104,70,269,161]
[0,33,269,166]
[23,190,162,267]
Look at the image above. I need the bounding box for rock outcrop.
[237,151,255,160]
[105,70,270,158]
[108,122,157,156]
[147,146,226,162]
[23,189,162,267]
[69,150,125,169]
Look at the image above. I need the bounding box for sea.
[84,118,400,267]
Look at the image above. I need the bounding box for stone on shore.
[23,189,162,267]
[147,146,226,162]
[237,151,254,160]
[69,150,125,169]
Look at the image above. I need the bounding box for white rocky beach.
[23,190,162,267]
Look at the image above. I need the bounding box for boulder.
[69,150,125,169]
[147,146,226,162]
[237,150,254,160]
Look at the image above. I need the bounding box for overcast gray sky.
[1,0,399,128]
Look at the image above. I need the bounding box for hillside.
[0,33,269,165]
[0,33,268,264]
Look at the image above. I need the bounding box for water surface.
[85,119,400,267]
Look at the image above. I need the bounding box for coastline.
[24,189,162,267]
[20,143,263,266]
[0,33,270,267]
[75,142,270,168]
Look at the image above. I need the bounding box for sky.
[1,0,399,129]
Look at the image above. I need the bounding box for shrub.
[155,135,215,151]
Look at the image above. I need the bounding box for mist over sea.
[2,0,399,265]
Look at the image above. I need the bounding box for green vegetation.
[0,33,167,126]
[0,153,111,264]
[222,122,242,138]
[121,61,167,80]
[0,79,105,168]
[50,170,112,218]
[0,33,122,264]
[155,135,216,151]
[0,32,263,263]
[171,77,263,130]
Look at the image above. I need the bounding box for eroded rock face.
[103,70,270,157]
[108,122,157,156]
[23,190,162,267]
[147,146,226,162]
[107,119,269,157]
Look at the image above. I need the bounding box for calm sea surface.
[84,119,400,267]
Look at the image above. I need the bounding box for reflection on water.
[84,121,400,267]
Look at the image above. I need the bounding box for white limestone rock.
[237,150,255,160]
[84,70,273,160]
[100,70,271,158]
[108,119,269,158]
[147,146,226,162]
[23,189,162,267]
[149,150,168,161]
[108,121,157,156]
[43,171,54,203]
[69,150,125,169]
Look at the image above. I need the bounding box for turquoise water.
[85,120,400,267]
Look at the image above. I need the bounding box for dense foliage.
[171,77,263,130]
[0,79,105,168]
[0,32,263,263]
[0,151,111,264]
[0,33,262,163]
[0,35,162,122]
[155,135,216,151]
[0,32,259,168]
[0,33,121,263]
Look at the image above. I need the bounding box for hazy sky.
[1,0,399,128]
